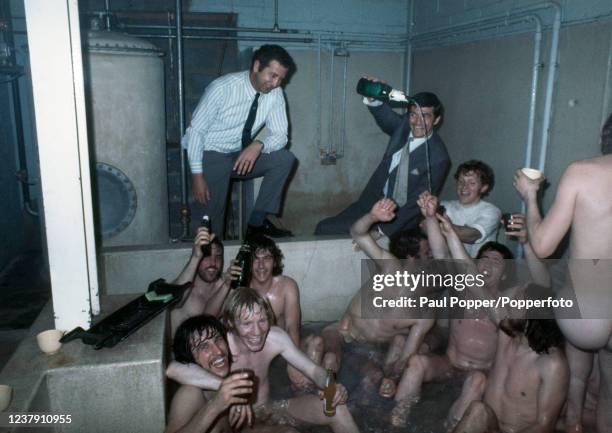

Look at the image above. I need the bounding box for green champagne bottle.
[356,77,409,103]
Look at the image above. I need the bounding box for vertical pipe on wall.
[523,15,543,169]
[176,0,190,238]
[536,3,561,173]
[600,28,612,127]
[403,0,414,93]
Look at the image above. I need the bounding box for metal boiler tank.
[84,31,168,247]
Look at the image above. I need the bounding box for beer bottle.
[356,77,409,103]
[200,215,211,257]
[323,369,336,417]
[231,243,252,289]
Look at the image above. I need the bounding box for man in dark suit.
[315,82,450,238]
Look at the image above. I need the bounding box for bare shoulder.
[537,347,568,378]
[275,275,299,292]
[266,326,293,345]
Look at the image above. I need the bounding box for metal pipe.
[536,2,562,173]
[104,0,111,31]
[600,26,612,127]
[273,0,280,32]
[316,34,322,152]
[329,46,335,155]
[176,0,190,239]
[119,22,406,40]
[524,15,543,169]
[340,48,348,157]
[403,0,414,93]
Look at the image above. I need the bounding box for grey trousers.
[192,148,296,236]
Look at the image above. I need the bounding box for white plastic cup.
[0,384,12,412]
[521,167,543,180]
[36,329,64,355]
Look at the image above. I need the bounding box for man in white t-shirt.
[440,160,501,257]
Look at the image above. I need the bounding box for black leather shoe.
[246,218,293,238]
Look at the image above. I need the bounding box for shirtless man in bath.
[166,314,285,433]
[168,289,360,433]
[447,318,568,433]
[320,198,436,398]
[387,192,549,426]
[170,227,239,335]
[514,113,612,433]
[245,234,319,389]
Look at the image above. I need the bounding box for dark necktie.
[241,93,260,148]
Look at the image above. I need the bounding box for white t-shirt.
[441,199,501,257]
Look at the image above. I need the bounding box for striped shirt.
[182,70,289,173]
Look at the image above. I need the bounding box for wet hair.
[525,319,565,354]
[223,287,276,332]
[454,160,495,195]
[476,241,514,260]
[476,241,516,287]
[389,228,428,259]
[173,314,227,364]
[251,44,296,76]
[247,233,284,276]
[601,112,612,155]
[409,92,444,119]
[202,236,224,258]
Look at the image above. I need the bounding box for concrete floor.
[0,252,50,371]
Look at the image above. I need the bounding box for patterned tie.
[241,93,260,148]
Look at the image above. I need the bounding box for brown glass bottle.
[200,215,211,257]
[323,369,336,417]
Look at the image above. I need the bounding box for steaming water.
[268,322,464,433]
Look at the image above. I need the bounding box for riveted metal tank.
[84,30,168,247]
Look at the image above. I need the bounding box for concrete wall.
[101,237,367,322]
[411,20,612,235]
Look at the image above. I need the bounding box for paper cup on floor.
[521,167,543,180]
[36,329,64,355]
[0,385,12,411]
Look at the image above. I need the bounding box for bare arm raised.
[513,167,577,258]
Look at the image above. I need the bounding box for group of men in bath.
[166,44,612,433]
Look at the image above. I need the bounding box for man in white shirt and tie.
[183,45,296,238]
[315,77,450,238]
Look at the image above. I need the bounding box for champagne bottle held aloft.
[231,243,252,289]
[323,369,336,417]
[356,77,409,103]
[200,215,211,257]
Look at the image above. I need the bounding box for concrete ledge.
[0,296,168,433]
[100,235,367,321]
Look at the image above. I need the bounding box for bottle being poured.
[356,77,410,103]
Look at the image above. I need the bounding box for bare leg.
[288,335,324,390]
[287,394,359,433]
[446,371,487,432]
[379,335,406,398]
[391,353,454,426]
[597,348,612,433]
[564,342,594,433]
[451,401,499,433]
[322,322,345,372]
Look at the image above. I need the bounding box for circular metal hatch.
[95,162,137,239]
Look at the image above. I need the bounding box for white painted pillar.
[24,0,99,330]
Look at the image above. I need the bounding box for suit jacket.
[360,103,450,236]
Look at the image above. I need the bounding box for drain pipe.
[536,2,562,173]
[272,0,280,32]
[524,15,543,169]
[403,0,414,93]
[104,0,112,31]
[176,0,190,239]
[601,28,612,127]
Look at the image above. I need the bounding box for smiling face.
[233,304,270,353]
[456,171,488,206]
[249,60,288,94]
[251,249,275,285]
[477,250,506,288]
[190,331,230,377]
[408,105,440,138]
[197,243,223,283]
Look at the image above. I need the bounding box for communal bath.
[0,237,465,432]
